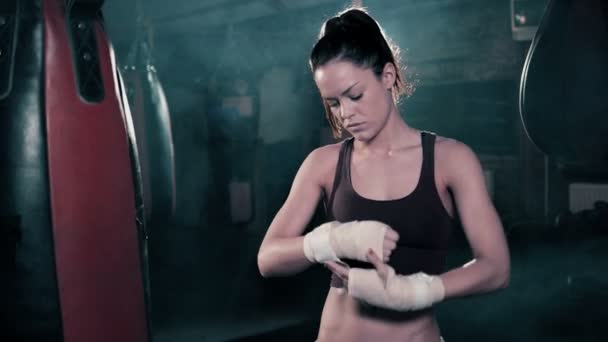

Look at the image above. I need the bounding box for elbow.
[494,263,511,290]
[495,272,510,290]
[500,268,511,289]
[257,249,274,278]
[257,252,269,278]
[257,239,291,278]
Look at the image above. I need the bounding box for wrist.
[303,221,339,263]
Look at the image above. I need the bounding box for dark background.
[79,0,608,340]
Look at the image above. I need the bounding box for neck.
[354,109,420,156]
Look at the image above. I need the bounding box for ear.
[381,63,397,90]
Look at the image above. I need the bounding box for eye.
[327,100,340,108]
[350,93,363,101]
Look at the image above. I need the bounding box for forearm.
[259,219,392,278]
[440,257,510,299]
[346,256,509,312]
[257,236,312,277]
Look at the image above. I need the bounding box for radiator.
[569,183,608,212]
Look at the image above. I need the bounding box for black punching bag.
[122,28,176,226]
[520,0,608,167]
[0,0,63,340]
[1,0,150,341]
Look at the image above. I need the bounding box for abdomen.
[317,286,441,342]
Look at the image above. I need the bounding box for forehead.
[314,60,373,95]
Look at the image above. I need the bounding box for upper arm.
[441,141,509,268]
[260,146,335,243]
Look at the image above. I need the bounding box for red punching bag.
[44,0,149,341]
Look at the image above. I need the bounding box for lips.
[346,122,364,129]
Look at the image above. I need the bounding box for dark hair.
[309,7,415,138]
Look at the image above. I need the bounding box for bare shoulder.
[434,135,480,166]
[433,136,483,185]
[308,141,342,162]
[298,141,343,185]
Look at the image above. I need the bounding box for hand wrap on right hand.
[348,266,445,311]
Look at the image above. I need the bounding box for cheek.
[328,107,343,126]
[363,92,388,116]
[375,88,392,112]
[329,106,341,120]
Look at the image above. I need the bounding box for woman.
[257,7,510,342]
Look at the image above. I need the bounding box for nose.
[340,102,355,121]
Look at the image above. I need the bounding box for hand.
[382,228,399,263]
[325,249,390,285]
[325,260,349,283]
[347,249,446,311]
[328,220,399,262]
[365,248,390,286]
[304,220,399,264]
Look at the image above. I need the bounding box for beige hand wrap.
[348,267,445,311]
[302,220,388,263]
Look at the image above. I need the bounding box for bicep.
[261,150,325,243]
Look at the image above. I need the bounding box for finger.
[377,265,389,284]
[383,248,392,262]
[366,249,383,267]
[385,228,400,242]
[325,261,349,279]
[325,261,345,274]
[367,249,389,283]
[383,239,396,251]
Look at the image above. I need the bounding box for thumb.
[366,249,389,285]
[325,261,349,279]
[366,249,382,267]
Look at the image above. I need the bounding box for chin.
[351,132,371,142]
[352,129,379,143]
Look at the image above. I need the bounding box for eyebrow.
[323,82,359,101]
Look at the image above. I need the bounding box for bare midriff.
[316,286,442,342]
